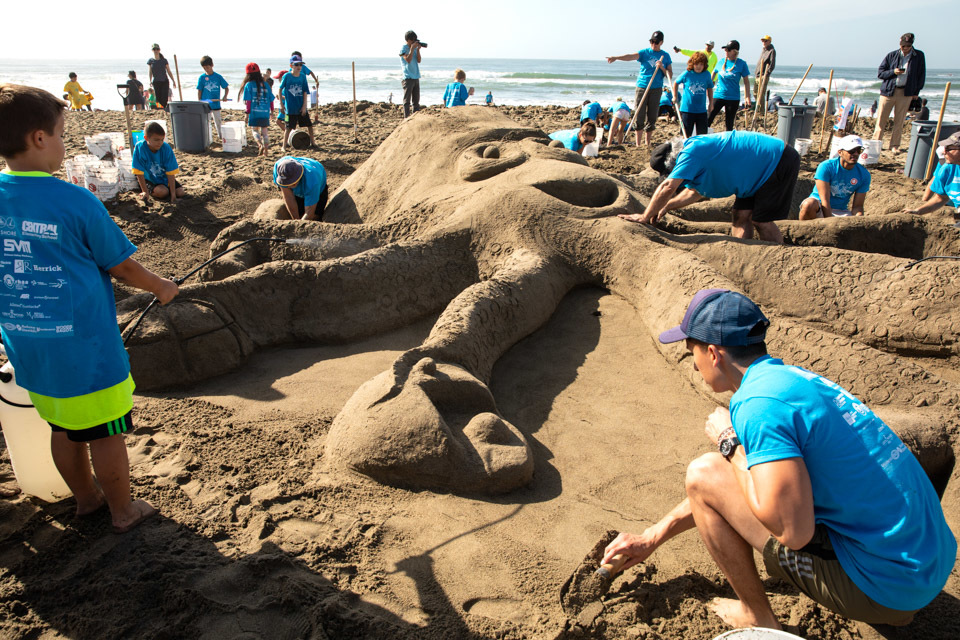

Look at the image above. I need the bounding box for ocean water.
[3,57,958,121]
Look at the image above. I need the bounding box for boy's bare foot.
[75,492,106,517]
[618,213,651,224]
[707,598,781,630]
[112,499,158,534]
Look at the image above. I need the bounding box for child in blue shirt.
[443,69,474,107]
[273,156,328,221]
[0,84,178,533]
[607,99,632,146]
[485,91,494,106]
[241,63,275,156]
[673,51,714,137]
[196,56,229,140]
[131,122,185,203]
[280,56,315,151]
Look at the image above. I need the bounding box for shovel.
[559,530,631,619]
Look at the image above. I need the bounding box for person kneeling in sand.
[603,288,955,631]
[132,122,185,204]
[0,84,179,533]
[548,121,597,155]
[903,131,960,215]
[274,156,328,221]
[798,135,870,220]
[620,131,799,243]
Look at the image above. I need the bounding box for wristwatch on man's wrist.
[717,427,740,461]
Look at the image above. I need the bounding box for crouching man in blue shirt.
[274,156,328,221]
[603,289,956,631]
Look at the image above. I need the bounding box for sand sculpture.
[120,108,960,496]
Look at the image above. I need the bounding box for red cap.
[245,62,260,74]
[274,70,288,79]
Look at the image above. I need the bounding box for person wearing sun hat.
[754,35,776,114]
[147,43,175,108]
[600,287,955,631]
[903,131,960,215]
[798,134,871,219]
[273,156,328,221]
[673,39,718,73]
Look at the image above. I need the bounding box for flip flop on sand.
[112,499,158,534]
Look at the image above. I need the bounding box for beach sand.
[0,104,957,640]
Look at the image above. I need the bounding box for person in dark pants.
[607,30,674,146]
[274,156,329,221]
[708,40,752,131]
[873,33,926,153]
[147,43,175,108]
[399,30,423,118]
[619,131,799,243]
[674,51,714,137]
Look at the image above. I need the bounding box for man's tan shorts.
[762,524,917,625]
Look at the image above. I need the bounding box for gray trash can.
[904,120,960,180]
[168,101,212,152]
[776,105,817,149]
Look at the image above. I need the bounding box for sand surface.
[0,104,958,639]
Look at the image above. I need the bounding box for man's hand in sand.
[139,191,151,203]
[602,530,657,571]
[155,278,179,305]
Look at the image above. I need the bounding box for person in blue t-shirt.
[904,131,960,214]
[580,100,603,125]
[0,84,179,533]
[799,135,871,219]
[603,288,955,631]
[196,56,230,141]
[620,131,799,243]
[443,69,474,107]
[548,121,598,155]
[241,63,275,156]
[658,86,676,121]
[273,156,329,221]
[131,122,185,203]
[708,40,753,131]
[280,56,315,151]
[606,99,632,146]
[400,30,424,118]
[606,30,674,146]
[673,51,714,137]
[485,91,494,106]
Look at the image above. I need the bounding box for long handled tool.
[817,69,835,154]
[624,56,664,145]
[352,61,360,143]
[116,85,135,149]
[666,70,687,138]
[924,82,952,182]
[173,55,183,102]
[788,63,813,105]
[750,69,771,130]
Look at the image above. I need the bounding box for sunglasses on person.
[843,147,864,155]
[292,63,303,67]
[945,146,960,153]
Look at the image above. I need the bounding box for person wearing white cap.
[903,131,960,214]
[673,39,718,73]
[798,135,871,220]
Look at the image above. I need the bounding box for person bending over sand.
[904,131,960,215]
[603,289,955,631]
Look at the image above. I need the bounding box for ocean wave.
[502,72,627,82]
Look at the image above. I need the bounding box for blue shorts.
[248,116,270,127]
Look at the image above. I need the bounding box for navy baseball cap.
[659,289,769,346]
[275,158,304,187]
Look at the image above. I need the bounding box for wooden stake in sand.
[750,69,771,130]
[352,61,359,143]
[924,82,952,182]
[665,70,687,138]
[173,55,183,101]
[788,64,813,104]
[817,69,834,154]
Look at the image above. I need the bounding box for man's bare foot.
[75,492,106,517]
[707,597,781,629]
[618,213,651,224]
[112,499,158,534]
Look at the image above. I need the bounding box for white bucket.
[115,157,138,191]
[222,121,244,152]
[222,139,242,153]
[84,134,114,159]
[84,164,120,201]
[859,139,882,166]
[794,137,812,156]
[64,159,84,186]
[713,629,804,640]
[0,361,72,502]
[583,140,599,157]
[105,131,126,157]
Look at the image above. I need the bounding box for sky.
[1,0,956,68]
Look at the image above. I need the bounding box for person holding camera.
[873,33,926,154]
[400,30,426,118]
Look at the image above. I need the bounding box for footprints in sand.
[463,596,540,625]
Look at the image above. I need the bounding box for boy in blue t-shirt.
[280,56,315,151]
[602,289,955,629]
[799,135,871,219]
[131,122,185,203]
[443,68,474,107]
[0,84,178,533]
[273,156,328,221]
[196,56,230,140]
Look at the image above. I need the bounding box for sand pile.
[0,105,957,640]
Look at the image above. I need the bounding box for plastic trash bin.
[904,120,960,180]
[168,101,212,152]
[776,104,817,149]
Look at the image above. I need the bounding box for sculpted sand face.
[119,108,960,496]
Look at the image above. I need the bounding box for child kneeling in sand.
[0,84,179,533]
[548,121,598,155]
[274,156,328,221]
[443,69,474,107]
[132,122,185,203]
